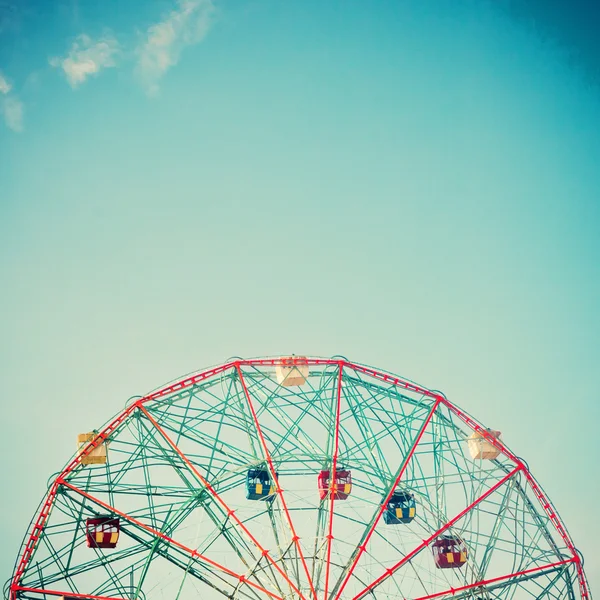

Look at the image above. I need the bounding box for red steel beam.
[340,361,443,401]
[322,363,344,600]
[439,398,590,600]
[137,403,305,600]
[412,558,576,600]
[10,362,238,599]
[235,363,318,600]
[352,465,522,600]
[12,586,130,600]
[11,399,142,597]
[331,397,441,600]
[60,480,283,600]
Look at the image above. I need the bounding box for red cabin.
[86,516,120,549]
[318,469,352,500]
[432,536,467,569]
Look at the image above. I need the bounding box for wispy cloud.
[136,0,215,95]
[0,70,23,132]
[50,33,119,88]
[3,95,23,131]
[0,71,10,94]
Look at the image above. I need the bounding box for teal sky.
[1,0,599,593]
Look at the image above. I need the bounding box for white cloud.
[50,33,119,88]
[2,95,23,131]
[136,0,215,94]
[0,71,11,94]
[0,70,23,132]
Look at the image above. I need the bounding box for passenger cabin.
[77,432,107,465]
[246,469,278,501]
[86,516,120,549]
[318,469,352,500]
[383,491,416,524]
[468,429,502,460]
[432,536,467,569]
[276,356,309,387]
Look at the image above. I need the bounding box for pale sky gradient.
[1,0,599,593]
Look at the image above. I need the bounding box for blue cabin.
[383,491,416,524]
[246,469,278,501]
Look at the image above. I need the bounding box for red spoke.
[64,363,237,479]
[322,363,343,600]
[10,363,239,599]
[411,558,576,600]
[13,586,130,600]
[331,397,441,600]
[138,403,306,600]
[352,465,523,600]
[236,363,319,600]
[59,480,283,600]
[439,398,590,600]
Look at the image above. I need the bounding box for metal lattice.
[6,357,591,600]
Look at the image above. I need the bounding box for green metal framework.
[6,357,591,600]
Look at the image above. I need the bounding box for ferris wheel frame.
[7,357,591,600]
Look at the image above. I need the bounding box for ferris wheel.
[6,356,591,600]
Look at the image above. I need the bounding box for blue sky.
[1,0,599,594]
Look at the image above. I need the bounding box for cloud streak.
[50,33,119,88]
[136,0,215,94]
[0,71,10,94]
[0,71,23,132]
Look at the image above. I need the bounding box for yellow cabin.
[468,429,502,460]
[77,432,107,465]
[276,356,309,387]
